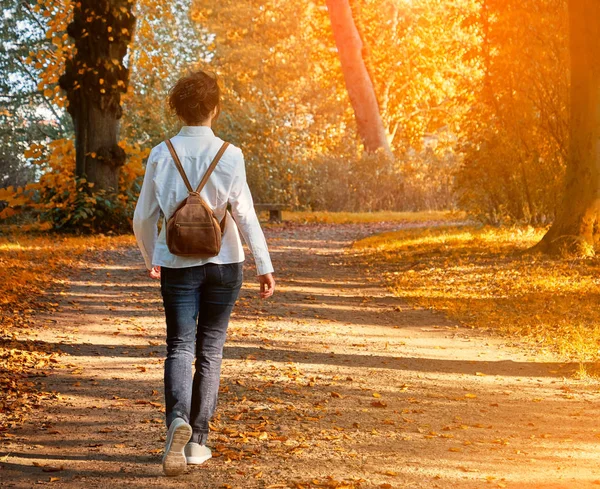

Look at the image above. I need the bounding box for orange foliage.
[0,139,148,232]
[24,0,73,109]
[456,0,568,224]
[0,0,146,231]
[186,0,480,209]
[2,0,573,220]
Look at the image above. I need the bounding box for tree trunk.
[59,0,135,193]
[326,0,393,157]
[533,0,600,256]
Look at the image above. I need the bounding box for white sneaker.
[184,442,212,465]
[162,418,192,476]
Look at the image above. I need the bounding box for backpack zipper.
[175,222,215,227]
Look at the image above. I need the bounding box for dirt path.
[2,222,600,489]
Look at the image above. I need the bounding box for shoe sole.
[186,453,212,465]
[162,422,193,476]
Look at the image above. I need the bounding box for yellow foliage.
[353,225,600,362]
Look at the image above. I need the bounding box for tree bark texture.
[59,0,135,192]
[535,0,600,255]
[326,0,393,157]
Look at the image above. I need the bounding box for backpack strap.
[164,140,230,196]
[196,142,230,193]
[165,139,230,233]
[165,139,194,194]
[200,142,230,233]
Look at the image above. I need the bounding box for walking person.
[132,70,275,476]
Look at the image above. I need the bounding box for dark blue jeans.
[160,261,243,445]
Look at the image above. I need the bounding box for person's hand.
[149,265,161,280]
[258,273,275,299]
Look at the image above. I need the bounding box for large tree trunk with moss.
[59,0,135,192]
[534,0,600,255]
[326,0,392,157]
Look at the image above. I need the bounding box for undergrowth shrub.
[303,147,456,212]
[0,138,147,233]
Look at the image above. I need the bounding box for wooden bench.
[254,203,288,222]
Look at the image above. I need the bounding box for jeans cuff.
[191,431,208,445]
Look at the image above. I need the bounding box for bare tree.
[326,0,393,157]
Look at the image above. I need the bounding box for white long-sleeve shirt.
[132,125,274,276]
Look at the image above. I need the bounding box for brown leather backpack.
[164,139,230,257]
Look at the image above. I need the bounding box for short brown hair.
[168,70,221,125]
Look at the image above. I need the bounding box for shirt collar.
[177,126,214,137]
